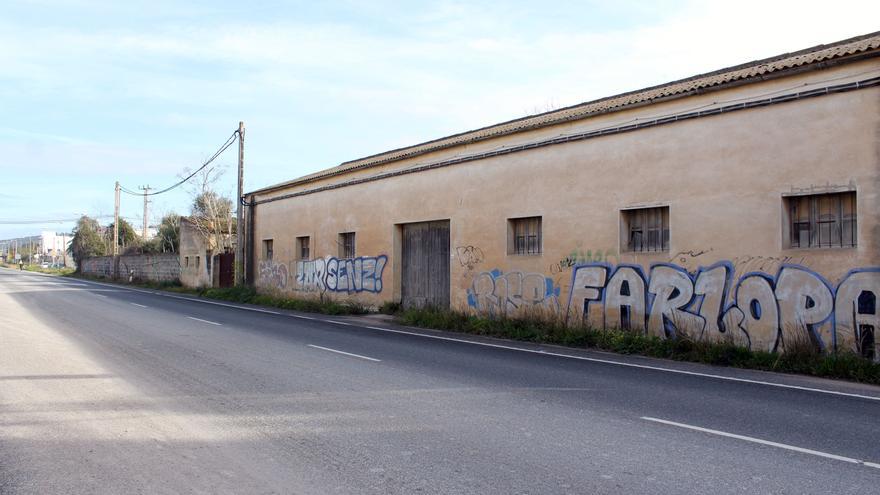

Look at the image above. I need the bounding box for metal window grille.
[340,232,355,258]
[789,192,856,248]
[298,236,310,260]
[626,207,669,252]
[511,217,542,255]
[263,239,273,261]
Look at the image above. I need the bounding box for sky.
[1,0,878,238]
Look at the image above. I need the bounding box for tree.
[68,215,106,270]
[185,164,235,254]
[148,213,180,253]
[104,218,140,254]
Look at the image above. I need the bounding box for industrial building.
[243,32,880,357]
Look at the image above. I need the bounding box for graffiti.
[455,246,485,270]
[293,255,388,294]
[731,255,807,277]
[467,269,561,314]
[566,262,880,355]
[259,261,288,289]
[550,248,617,274]
[669,248,712,265]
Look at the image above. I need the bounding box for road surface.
[1,268,879,494]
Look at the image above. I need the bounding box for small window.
[508,217,542,255]
[185,256,189,267]
[196,256,200,269]
[296,236,310,260]
[786,192,856,248]
[622,206,669,252]
[339,232,356,258]
[263,239,274,260]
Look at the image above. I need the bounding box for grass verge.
[398,306,880,385]
[70,274,371,316]
[1,262,75,276]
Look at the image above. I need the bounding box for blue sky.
[1,0,878,238]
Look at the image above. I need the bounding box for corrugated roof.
[251,30,880,196]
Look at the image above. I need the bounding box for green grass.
[1,262,74,276]
[398,306,880,385]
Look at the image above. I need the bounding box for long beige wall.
[252,63,880,355]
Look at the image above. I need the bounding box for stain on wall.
[259,260,289,290]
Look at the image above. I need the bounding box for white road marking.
[56,275,880,403]
[329,320,354,326]
[290,314,317,320]
[186,316,222,326]
[357,326,880,402]
[641,416,880,469]
[130,303,148,308]
[307,344,381,362]
[94,294,108,298]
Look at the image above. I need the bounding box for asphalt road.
[1,268,879,494]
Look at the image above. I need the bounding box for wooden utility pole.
[139,185,151,239]
[114,181,120,256]
[235,121,245,286]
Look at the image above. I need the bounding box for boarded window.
[296,236,310,260]
[508,217,542,255]
[787,192,856,248]
[339,232,356,258]
[623,206,669,252]
[263,239,274,261]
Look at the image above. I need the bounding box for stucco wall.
[179,219,213,288]
[81,254,180,283]
[249,59,880,355]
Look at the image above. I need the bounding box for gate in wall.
[401,220,450,309]
[216,252,235,288]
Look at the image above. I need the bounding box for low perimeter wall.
[80,254,180,283]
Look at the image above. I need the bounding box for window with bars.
[339,232,356,258]
[787,192,856,248]
[508,217,542,255]
[262,239,273,261]
[296,236,310,260]
[623,206,669,253]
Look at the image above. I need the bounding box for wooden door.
[401,221,450,309]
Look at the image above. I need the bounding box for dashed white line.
[290,314,317,320]
[329,320,354,326]
[307,344,381,362]
[130,303,148,308]
[641,416,880,469]
[57,275,880,403]
[186,316,222,326]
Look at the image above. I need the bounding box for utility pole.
[235,121,245,286]
[139,185,151,239]
[114,181,120,256]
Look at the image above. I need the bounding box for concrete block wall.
[81,254,181,283]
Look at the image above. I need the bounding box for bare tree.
[183,164,235,257]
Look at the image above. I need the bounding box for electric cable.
[119,130,239,197]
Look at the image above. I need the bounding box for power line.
[119,130,239,197]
